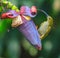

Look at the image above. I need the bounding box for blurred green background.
[0,0,60,58]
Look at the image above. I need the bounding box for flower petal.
[18,20,42,50]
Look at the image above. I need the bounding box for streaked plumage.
[38,16,53,39]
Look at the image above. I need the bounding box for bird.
[38,10,53,39]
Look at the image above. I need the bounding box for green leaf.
[0,19,12,36]
[0,6,3,12]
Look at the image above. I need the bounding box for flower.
[18,20,42,50]
[20,6,37,17]
[1,6,42,50]
[1,10,19,19]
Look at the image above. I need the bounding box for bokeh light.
[52,0,60,13]
[22,38,38,56]
[43,41,53,52]
[58,55,60,58]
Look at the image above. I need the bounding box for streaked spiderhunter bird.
[1,6,42,50]
[38,10,53,39]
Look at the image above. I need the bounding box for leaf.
[0,18,12,36]
[0,6,3,12]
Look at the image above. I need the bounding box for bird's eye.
[49,17,51,19]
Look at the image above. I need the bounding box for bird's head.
[47,16,53,26]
